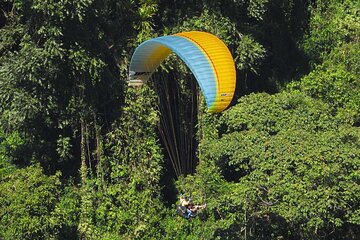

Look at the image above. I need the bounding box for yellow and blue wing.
[129,31,236,113]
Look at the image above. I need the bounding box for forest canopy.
[0,0,359,239]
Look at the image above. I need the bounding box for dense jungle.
[0,0,359,239]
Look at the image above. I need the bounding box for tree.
[199,92,360,239]
[290,0,360,126]
[75,86,165,239]
[0,0,135,173]
[0,162,79,239]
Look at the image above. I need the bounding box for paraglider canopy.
[128,31,236,113]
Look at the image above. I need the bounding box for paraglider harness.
[177,195,205,220]
[177,195,193,219]
[176,203,196,220]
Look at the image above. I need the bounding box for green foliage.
[288,64,360,125]
[303,0,360,63]
[105,86,162,182]
[0,131,23,163]
[289,4,360,125]
[133,0,159,42]
[0,163,80,239]
[76,86,165,239]
[235,35,266,74]
[326,42,360,77]
[200,92,360,238]
[1,0,359,239]
[52,183,81,239]
[0,0,136,171]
